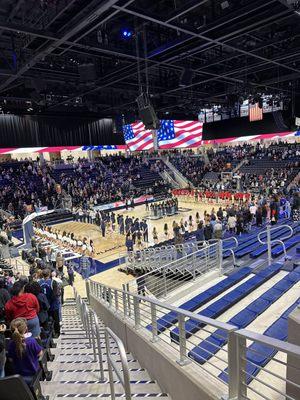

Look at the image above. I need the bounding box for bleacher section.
[189,267,300,365]
[219,294,300,384]
[222,221,300,259]
[147,266,252,334]
[170,263,283,342]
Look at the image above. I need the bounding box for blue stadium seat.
[147,266,252,334]
[246,298,270,315]
[219,298,300,384]
[188,268,300,365]
[171,264,282,342]
[230,309,256,328]
[272,234,300,257]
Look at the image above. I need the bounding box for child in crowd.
[8,318,43,384]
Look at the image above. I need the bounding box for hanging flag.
[123,122,154,151]
[157,120,203,149]
[249,103,263,122]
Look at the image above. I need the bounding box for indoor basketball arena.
[0,1,300,400]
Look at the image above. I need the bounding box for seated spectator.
[8,318,43,384]
[5,281,40,338]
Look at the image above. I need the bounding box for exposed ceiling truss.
[0,0,298,118]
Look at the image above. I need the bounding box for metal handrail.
[105,327,132,400]
[88,278,300,400]
[234,328,300,400]
[73,288,105,382]
[221,236,239,267]
[126,241,221,297]
[258,224,293,265]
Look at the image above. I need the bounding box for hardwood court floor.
[59,199,220,298]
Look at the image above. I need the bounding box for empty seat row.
[189,266,300,364]
[250,226,300,258]
[223,221,291,258]
[146,267,252,334]
[235,225,295,259]
[219,292,300,384]
[170,263,283,342]
[271,234,300,257]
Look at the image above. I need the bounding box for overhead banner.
[123,120,297,150]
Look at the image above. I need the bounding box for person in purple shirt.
[8,318,43,384]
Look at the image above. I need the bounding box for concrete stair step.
[53,369,151,382]
[42,381,162,395]
[49,360,142,371]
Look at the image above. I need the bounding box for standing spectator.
[38,269,60,337]
[256,207,263,227]
[228,215,236,233]
[25,282,50,331]
[195,222,204,243]
[5,281,40,338]
[100,219,106,237]
[8,318,43,384]
[125,234,133,252]
[56,252,64,274]
[204,223,213,241]
[80,252,91,280]
[164,223,169,239]
[142,220,148,243]
[152,227,158,244]
[214,219,223,239]
[67,265,75,287]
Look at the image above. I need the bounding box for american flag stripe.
[159,133,202,148]
[157,120,203,149]
[123,121,154,151]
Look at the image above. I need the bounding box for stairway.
[41,300,171,399]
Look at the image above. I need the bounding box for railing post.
[114,289,119,311]
[236,334,247,399]
[226,331,239,400]
[89,311,97,362]
[108,288,112,307]
[266,225,272,266]
[176,313,191,366]
[126,283,131,316]
[85,279,90,302]
[219,240,223,275]
[133,296,141,329]
[163,268,167,297]
[150,303,159,343]
[122,284,128,317]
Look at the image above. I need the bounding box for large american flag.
[123,122,153,151]
[158,120,203,149]
[249,103,263,122]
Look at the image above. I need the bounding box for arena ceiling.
[0,0,299,118]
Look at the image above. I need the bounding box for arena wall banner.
[0,130,297,154]
[0,145,127,154]
[93,194,154,212]
[122,120,297,150]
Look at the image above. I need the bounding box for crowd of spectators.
[57,155,166,208]
[169,142,299,193]
[0,161,58,219]
[0,255,65,383]
[0,155,166,220]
